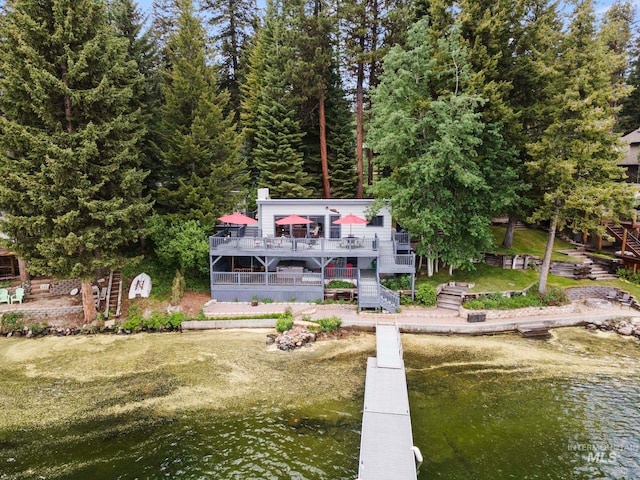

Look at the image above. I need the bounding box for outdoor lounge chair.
[0,288,9,304]
[605,290,618,301]
[619,293,633,308]
[10,287,24,304]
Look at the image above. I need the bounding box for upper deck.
[210,235,380,257]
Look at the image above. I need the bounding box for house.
[209,189,415,312]
[619,128,640,183]
[0,212,21,281]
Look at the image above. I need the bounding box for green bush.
[275,310,294,333]
[29,323,48,335]
[415,284,437,306]
[317,316,342,332]
[1,312,24,334]
[463,287,568,310]
[618,268,640,284]
[382,275,412,291]
[538,286,568,306]
[326,279,355,288]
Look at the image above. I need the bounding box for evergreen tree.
[526,0,636,294]
[369,20,500,274]
[0,0,152,321]
[326,62,357,198]
[242,0,310,198]
[252,2,310,198]
[157,0,246,226]
[201,0,257,124]
[108,0,163,195]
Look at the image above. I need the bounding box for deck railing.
[378,254,415,267]
[379,284,400,311]
[212,271,323,286]
[210,236,378,252]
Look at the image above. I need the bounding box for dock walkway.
[358,323,417,480]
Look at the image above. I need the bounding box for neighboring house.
[0,212,20,280]
[209,189,415,312]
[619,128,640,183]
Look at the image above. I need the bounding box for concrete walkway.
[195,299,636,334]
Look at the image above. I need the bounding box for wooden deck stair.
[437,284,468,311]
[606,224,640,258]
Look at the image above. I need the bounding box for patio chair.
[604,290,618,301]
[10,287,24,304]
[0,288,9,304]
[619,293,633,308]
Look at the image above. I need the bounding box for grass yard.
[489,226,578,262]
[416,263,640,297]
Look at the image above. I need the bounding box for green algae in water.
[404,330,640,480]
[1,328,639,479]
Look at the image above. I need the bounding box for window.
[367,215,384,227]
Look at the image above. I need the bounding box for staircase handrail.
[379,284,400,312]
[606,224,640,258]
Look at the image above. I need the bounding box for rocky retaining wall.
[6,305,84,321]
[565,286,620,301]
[50,279,82,296]
[461,303,577,320]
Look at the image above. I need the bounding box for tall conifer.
[0,0,152,321]
[157,0,246,225]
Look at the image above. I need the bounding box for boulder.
[617,324,635,336]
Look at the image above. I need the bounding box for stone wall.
[50,279,82,296]
[462,303,577,319]
[565,286,619,301]
[5,305,84,322]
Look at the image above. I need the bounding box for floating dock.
[358,323,418,480]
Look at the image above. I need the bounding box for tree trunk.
[355,58,364,198]
[502,216,516,248]
[319,91,330,198]
[538,210,559,295]
[18,257,29,282]
[81,281,97,324]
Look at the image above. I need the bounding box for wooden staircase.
[606,224,640,258]
[437,284,468,311]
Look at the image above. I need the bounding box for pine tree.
[0,0,152,321]
[242,0,310,198]
[108,0,163,195]
[526,0,636,294]
[201,0,257,124]
[369,19,499,274]
[157,0,246,225]
[326,62,357,198]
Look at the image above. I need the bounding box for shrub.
[538,286,568,306]
[1,312,24,334]
[275,310,294,332]
[317,316,342,332]
[381,275,412,291]
[463,287,568,310]
[29,323,48,335]
[415,284,437,306]
[617,268,640,284]
[326,279,355,289]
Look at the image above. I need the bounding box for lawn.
[489,226,577,262]
[415,256,640,298]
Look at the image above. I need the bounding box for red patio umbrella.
[218,212,258,225]
[275,214,312,237]
[332,213,369,236]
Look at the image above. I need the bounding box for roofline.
[257,198,379,205]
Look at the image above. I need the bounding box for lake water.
[0,328,638,479]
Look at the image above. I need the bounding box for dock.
[358,323,418,480]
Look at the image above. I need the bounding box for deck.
[358,324,417,480]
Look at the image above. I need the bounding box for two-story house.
[209,189,415,312]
